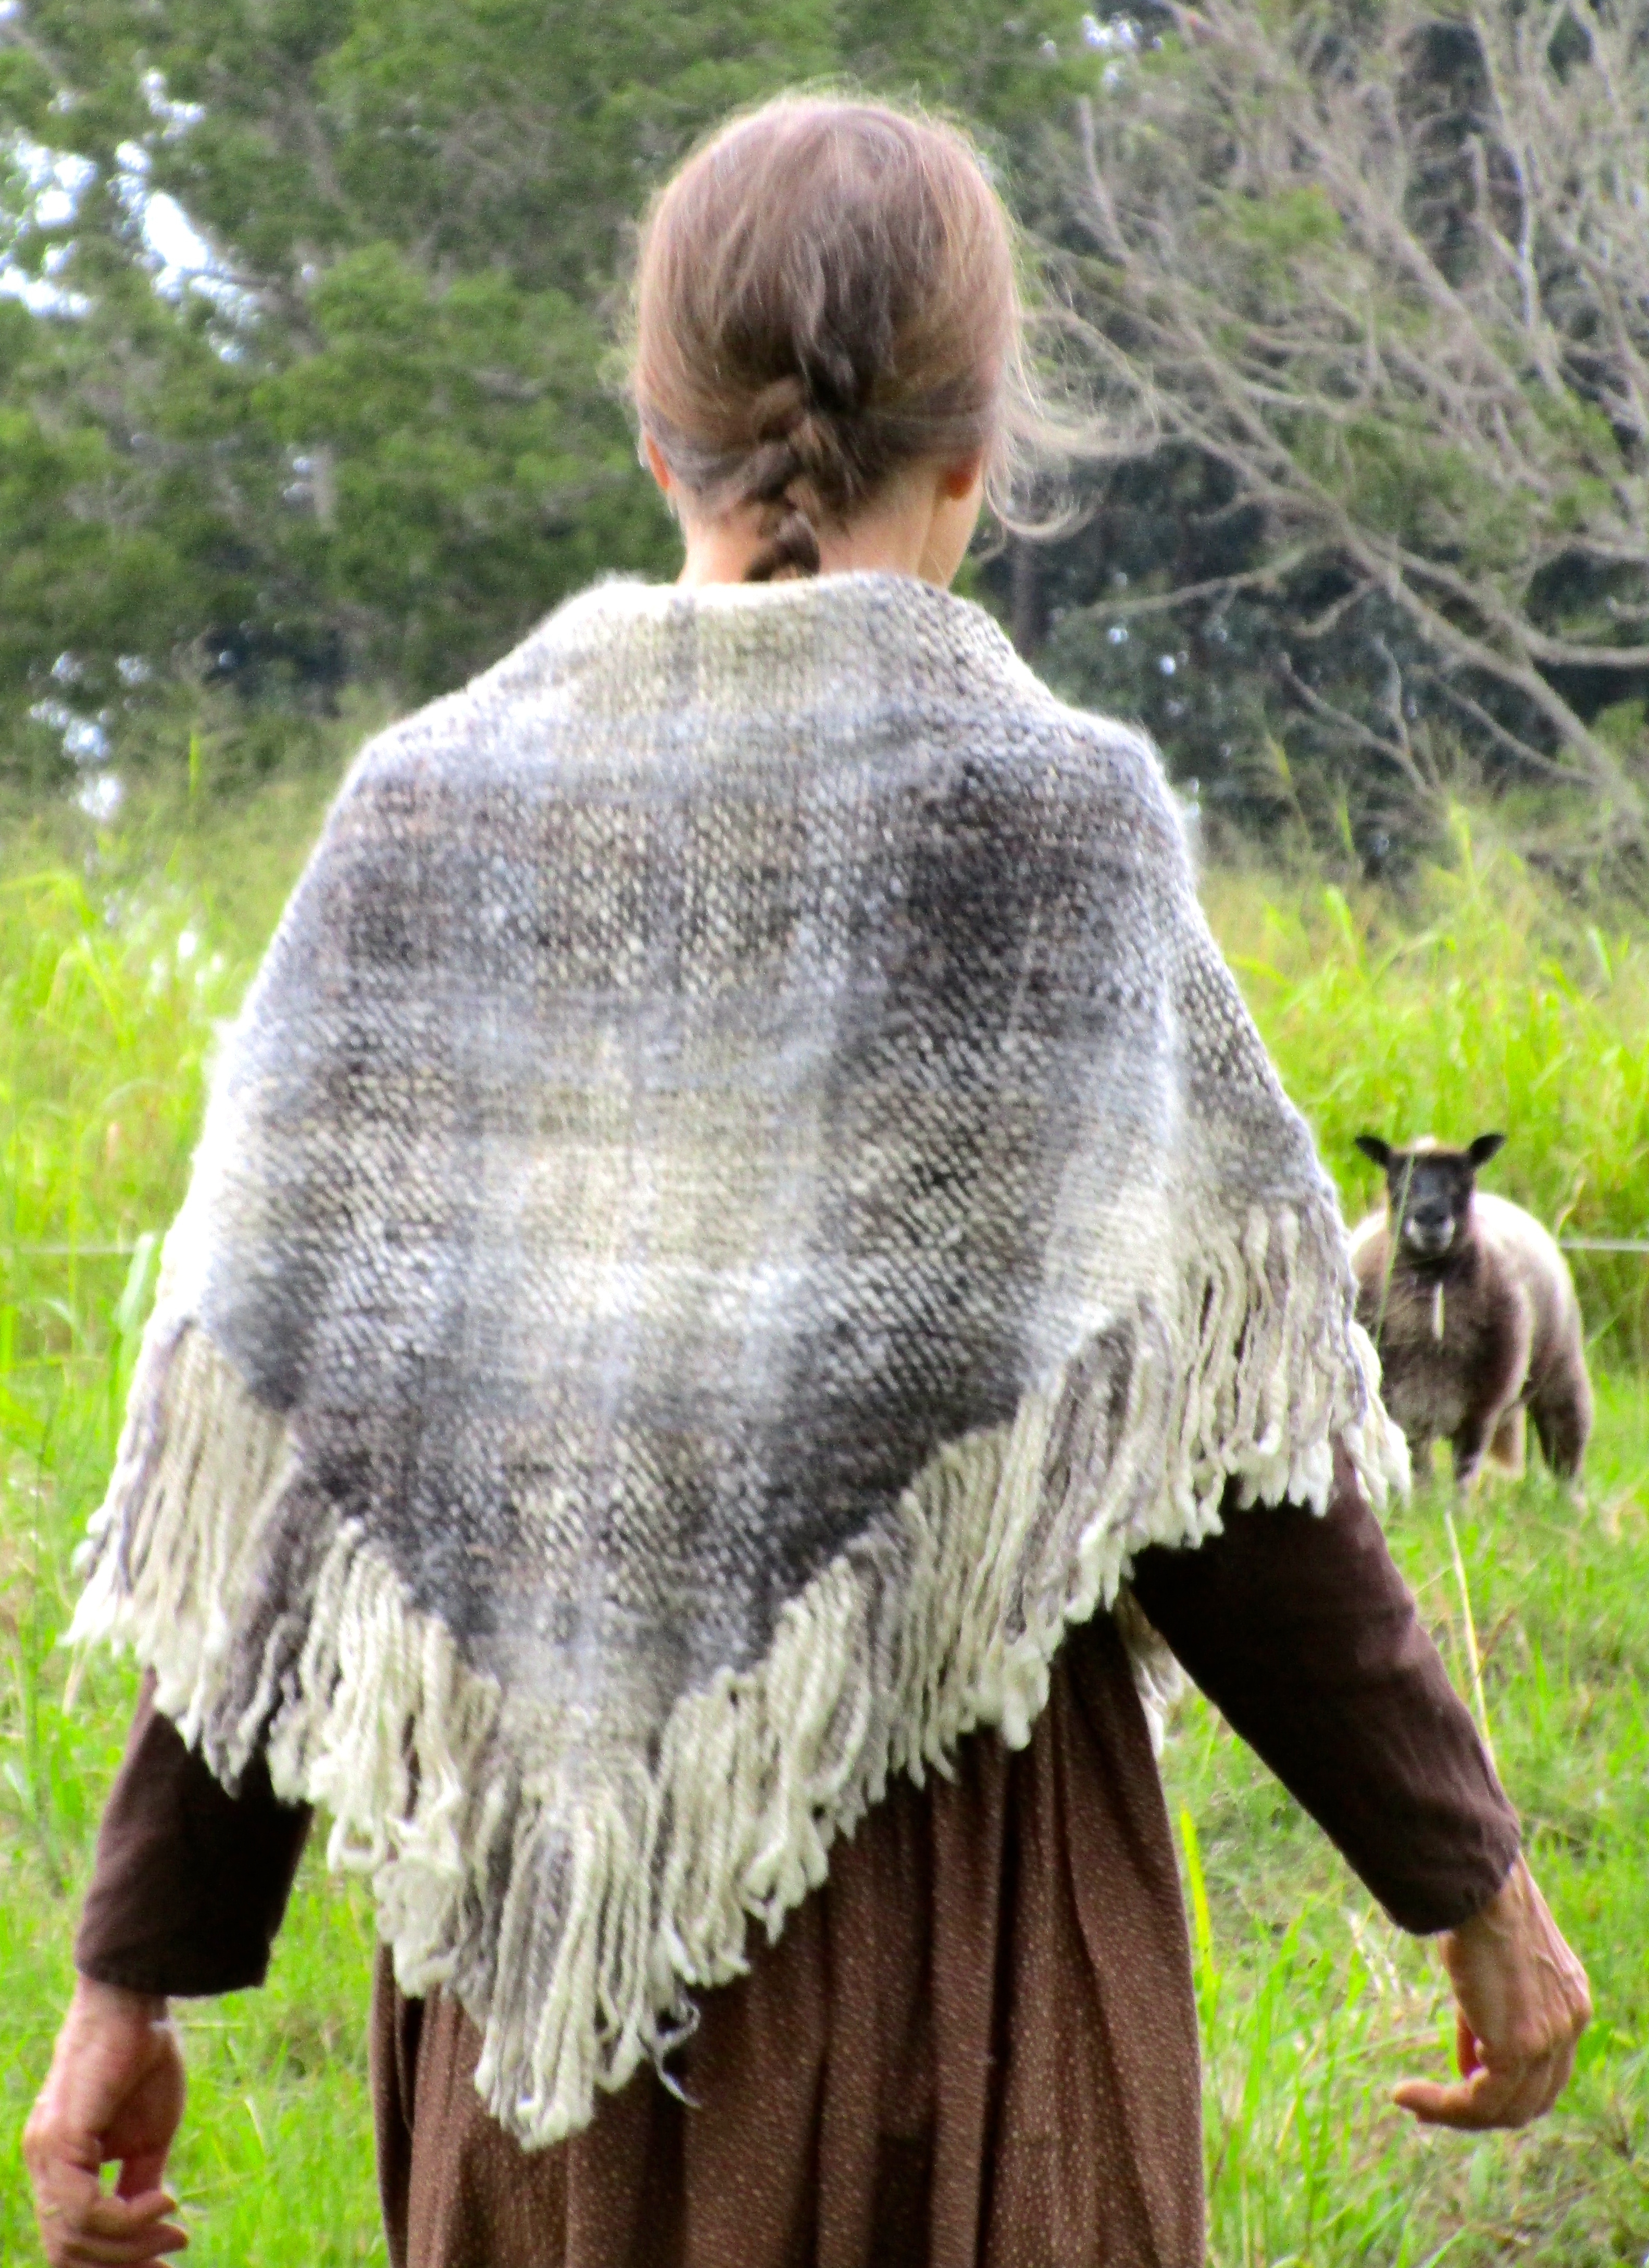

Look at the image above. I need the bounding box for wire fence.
[11,1235,1649,1258]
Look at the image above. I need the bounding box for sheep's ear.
[1354,1133,1392,1170]
[1468,1131,1506,1169]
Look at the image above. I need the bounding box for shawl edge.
[69,1189,1406,2152]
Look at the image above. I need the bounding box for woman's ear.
[939,450,986,503]
[643,435,674,495]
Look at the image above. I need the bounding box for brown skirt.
[369,1611,1204,2268]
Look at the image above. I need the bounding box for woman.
[28,96,1588,2268]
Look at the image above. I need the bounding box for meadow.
[3,763,1647,2265]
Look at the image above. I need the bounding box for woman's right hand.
[1393,1855,1591,2129]
[23,1975,188,2264]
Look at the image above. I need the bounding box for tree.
[1014,0,1649,872]
[0,1,1084,786]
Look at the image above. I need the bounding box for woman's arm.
[1129,1456,1590,2129]
[1129,1455,1518,1933]
[26,1681,311,2264]
[73,1676,312,1998]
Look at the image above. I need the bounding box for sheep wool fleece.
[72,572,1406,2151]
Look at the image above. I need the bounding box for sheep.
[1348,1132,1592,1492]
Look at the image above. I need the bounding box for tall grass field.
[3,773,1646,2264]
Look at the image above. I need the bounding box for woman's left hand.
[1393,1855,1591,2131]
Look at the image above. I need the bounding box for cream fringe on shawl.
[73,1208,1406,2148]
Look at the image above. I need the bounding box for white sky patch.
[144,188,211,270]
[14,137,94,205]
[142,68,204,140]
[115,139,255,325]
[2,137,95,309]
[120,141,218,289]
[0,264,89,312]
[33,180,76,227]
[4,77,248,331]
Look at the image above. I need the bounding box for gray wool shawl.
[74,572,1405,2148]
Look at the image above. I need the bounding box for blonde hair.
[630,95,1033,581]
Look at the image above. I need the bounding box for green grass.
[3,775,1647,2262]
[1165,1395,1649,2267]
[1,771,386,2262]
[1208,813,1649,1363]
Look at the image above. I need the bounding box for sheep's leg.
[1449,1414,1493,1495]
[1486,1403,1527,1480]
[1402,1429,1437,1484]
[1530,1359,1593,1484]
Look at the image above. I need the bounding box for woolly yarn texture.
[72,573,1406,2147]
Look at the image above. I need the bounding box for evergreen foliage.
[8,1,1649,875]
[0,0,1078,781]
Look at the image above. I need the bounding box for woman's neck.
[672,457,984,591]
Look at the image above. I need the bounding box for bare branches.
[1279,653,1436,801]
[1072,552,1311,622]
[1053,0,1649,835]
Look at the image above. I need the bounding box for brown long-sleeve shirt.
[75,1470,1519,2268]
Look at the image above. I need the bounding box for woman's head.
[630,96,1028,582]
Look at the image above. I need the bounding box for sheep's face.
[1354,1132,1506,1264]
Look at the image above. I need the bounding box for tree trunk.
[1009,538,1049,658]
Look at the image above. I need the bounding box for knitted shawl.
[73,572,1405,2149]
